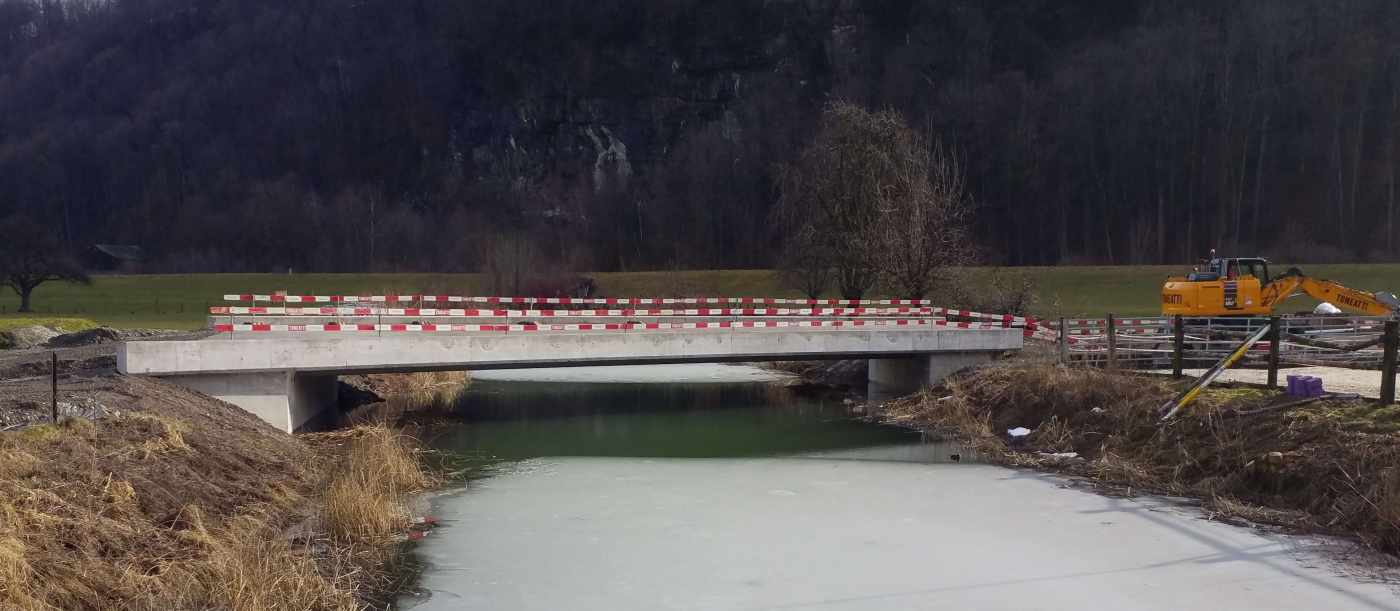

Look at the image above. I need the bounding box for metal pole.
[1057,317,1069,366]
[50,352,58,423]
[1161,323,1273,420]
[1106,313,1118,370]
[1267,316,1281,389]
[1173,314,1185,378]
[1381,320,1398,405]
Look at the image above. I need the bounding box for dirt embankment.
[2,368,440,609]
[0,330,212,430]
[882,364,1400,555]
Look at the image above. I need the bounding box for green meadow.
[3,264,1399,329]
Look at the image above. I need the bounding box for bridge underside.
[162,353,1000,432]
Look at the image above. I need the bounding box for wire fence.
[1046,314,1395,371]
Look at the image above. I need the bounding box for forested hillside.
[2,0,1398,271]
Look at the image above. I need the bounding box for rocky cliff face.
[450,2,868,212]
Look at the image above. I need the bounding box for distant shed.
[84,244,145,272]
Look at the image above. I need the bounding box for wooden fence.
[1045,314,1400,404]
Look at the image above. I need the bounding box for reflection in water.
[433,373,923,460]
[797,440,977,463]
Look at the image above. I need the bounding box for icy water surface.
[405,364,1398,611]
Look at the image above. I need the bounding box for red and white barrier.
[208,306,942,318]
[209,292,1045,339]
[1051,318,1167,328]
[210,318,1014,334]
[222,294,934,306]
[930,307,1033,326]
[1057,327,1170,336]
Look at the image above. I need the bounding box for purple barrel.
[1305,376,1325,397]
[1286,375,1301,396]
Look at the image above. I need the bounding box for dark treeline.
[3,0,1399,272]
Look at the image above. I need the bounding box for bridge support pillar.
[165,371,338,433]
[867,353,996,402]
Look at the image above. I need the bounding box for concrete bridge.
[118,326,1022,432]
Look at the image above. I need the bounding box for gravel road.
[1150,365,1389,398]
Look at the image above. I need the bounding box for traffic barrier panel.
[209,306,945,318]
[222,294,935,306]
[209,318,1015,334]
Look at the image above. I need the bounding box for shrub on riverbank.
[885,364,1400,554]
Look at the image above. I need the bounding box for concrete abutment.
[166,371,338,433]
[866,352,997,402]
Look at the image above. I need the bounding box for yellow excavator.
[1161,252,1399,317]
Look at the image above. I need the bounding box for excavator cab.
[1163,254,1272,316]
[1186,257,1269,283]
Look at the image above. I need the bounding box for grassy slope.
[4,265,1400,329]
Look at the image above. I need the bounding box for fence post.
[1057,317,1068,365]
[1106,313,1118,370]
[1266,316,1281,389]
[1172,314,1185,378]
[1381,320,1398,405]
[51,352,59,423]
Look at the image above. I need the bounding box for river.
[403,364,1399,611]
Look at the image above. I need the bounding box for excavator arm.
[1261,270,1400,316]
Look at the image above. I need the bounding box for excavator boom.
[1284,277,1398,316]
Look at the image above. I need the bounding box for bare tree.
[481,231,539,296]
[0,215,90,312]
[875,138,974,299]
[775,102,906,300]
[776,224,831,299]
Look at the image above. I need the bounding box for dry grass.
[345,426,432,493]
[125,413,190,457]
[321,426,433,544]
[883,389,994,452]
[377,371,469,408]
[1031,416,1075,453]
[889,362,1400,554]
[163,511,358,611]
[346,371,469,425]
[0,375,437,610]
[0,524,38,610]
[323,479,401,542]
[0,412,352,610]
